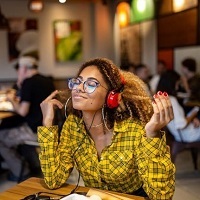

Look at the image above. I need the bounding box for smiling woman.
[37,57,175,200]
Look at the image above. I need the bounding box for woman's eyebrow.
[78,76,99,82]
[87,77,99,82]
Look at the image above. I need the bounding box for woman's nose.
[76,81,85,92]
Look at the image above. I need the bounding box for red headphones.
[106,75,125,109]
[106,90,120,109]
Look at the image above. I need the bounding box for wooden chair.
[164,127,200,170]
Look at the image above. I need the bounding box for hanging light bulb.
[137,0,146,12]
[59,0,66,3]
[117,2,130,28]
[28,0,44,12]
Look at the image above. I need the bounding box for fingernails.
[153,94,158,99]
[155,91,168,97]
[163,92,168,97]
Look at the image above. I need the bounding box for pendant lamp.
[28,0,44,12]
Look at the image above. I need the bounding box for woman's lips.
[73,94,87,100]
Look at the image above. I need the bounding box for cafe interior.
[0,0,200,199]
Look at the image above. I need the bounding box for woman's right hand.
[40,90,64,126]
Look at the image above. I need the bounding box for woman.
[156,70,200,143]
[38,58,175,200]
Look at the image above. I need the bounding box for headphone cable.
[67,110,98,195]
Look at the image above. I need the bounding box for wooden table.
[0,177,145,200]
[0,111,15,126]
[0,111,15,120]
[184,100,200,107]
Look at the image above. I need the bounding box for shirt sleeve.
[170,96,187,129]
[37,122,74,189]
[20,79,32,102]
[135,131,175,200]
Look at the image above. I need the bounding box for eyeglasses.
[68,77,107,94]
[21,192,64,200]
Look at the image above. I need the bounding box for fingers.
[42,90,64,108]
[40,90,64,110]
[192,118,200,128]
[50,98,63,109]
[151,100,160,122]
[45,90,59,101]
[152,91,174,125]
[165,94,174,120]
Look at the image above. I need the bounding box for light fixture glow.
[28,0,44,12]
[137,0,146,12]
[117,2,130,28]
[173,0,197,13]
[59,0,66,3]
[174,0,185,8]
[119,12,127,26]
[131,0,155,23]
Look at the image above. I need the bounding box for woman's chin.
[73,103,84,110]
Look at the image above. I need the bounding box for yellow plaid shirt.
[37,114,175,200]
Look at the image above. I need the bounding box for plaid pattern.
[38,115,175,200]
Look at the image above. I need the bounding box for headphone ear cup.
[107,91,119,109]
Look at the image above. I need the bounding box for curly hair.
[62,58,153,128]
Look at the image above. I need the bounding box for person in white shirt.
[150,60,167,94]
[156,70,200,142]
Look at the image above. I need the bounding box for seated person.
[156,70,200,143]
[149,60,167,94]
[38,58,175,200]
[181,58,200,100]
[179,58,200,117]
[0,56,55,181]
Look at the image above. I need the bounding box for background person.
[149,60,167,94]
[156,70,200,142]
[0,56,55,181]
[38,58,175,200]
[180,58,200,102]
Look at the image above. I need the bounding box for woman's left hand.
[145,91,174,138]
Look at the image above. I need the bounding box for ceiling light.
[28,0,44,12]
[117,2,130,28]
[59,0,66,3]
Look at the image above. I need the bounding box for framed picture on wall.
[7,18,38,61]
[53,20,82,62]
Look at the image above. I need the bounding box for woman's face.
[71,66,108,112]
